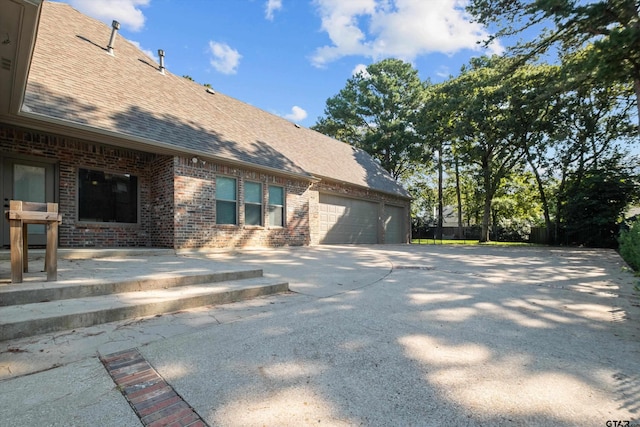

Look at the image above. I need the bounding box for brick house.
[0,0,411,249]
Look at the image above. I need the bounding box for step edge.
[0,269,264,306]
[0,282,289,341]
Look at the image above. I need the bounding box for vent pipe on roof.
[107,20,120,55]
[158,49,165,74]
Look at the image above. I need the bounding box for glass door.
[2,158,56,247]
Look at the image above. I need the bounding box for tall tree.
[312,59,427,179]
[467,0,640,129]
[421,82,458,239]
[560,156,639,247]
[446,56,531,242]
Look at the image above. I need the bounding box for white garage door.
[319,194,378,244]
[384,205,406,244]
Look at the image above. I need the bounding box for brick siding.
[0,123,408,249]
[173,157,311,249]
[0,124,158,247]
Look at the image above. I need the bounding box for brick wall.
[149,156,175,247]
[0,124,159,247]
[173,157,312,249]
[0,123,409,249]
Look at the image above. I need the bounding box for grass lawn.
[411,239,538,246]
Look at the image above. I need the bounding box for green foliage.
[434,55,552,241]
[619,217,640,272]
[466,0,640,129]
[310,24,638,247]
[560,158,639,247]
[312,59,427,179]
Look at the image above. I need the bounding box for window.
[78,168,138,223]
[244,181,263,226]
[216,176,237,225]
[268,185,284,227]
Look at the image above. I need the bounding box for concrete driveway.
[1,245,639,426]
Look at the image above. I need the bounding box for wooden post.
[9,201,24,283]
[22,222,28,273]
[45,202,58,281]
[6,200,62,283]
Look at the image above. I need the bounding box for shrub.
[618,217,640,272]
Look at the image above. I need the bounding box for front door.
[1,157,56,247]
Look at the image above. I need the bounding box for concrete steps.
[0,268,289,341]
[0,269,264,306]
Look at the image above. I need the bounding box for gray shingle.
[24,1,409,198]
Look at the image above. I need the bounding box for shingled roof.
[22,2,409,198]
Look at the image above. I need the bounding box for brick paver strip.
[100,349,208,427]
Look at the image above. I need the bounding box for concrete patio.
[0,244,639,426]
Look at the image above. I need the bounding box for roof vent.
[158,49,165,74]
[107,20,120,55]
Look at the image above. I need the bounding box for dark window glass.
[216,176,237,225]
[244,182,262,226]
[78,169,138,223]
[268,185,284,227]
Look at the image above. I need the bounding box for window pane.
[216,177,236,201]
[79,169,137,223]
[269,205,283,227]
[14,164,46,234]
[268,186,283,206]
[216,200,237,224]
[14,164,45,203]
[245,204,262,226]
[245,182,262,204]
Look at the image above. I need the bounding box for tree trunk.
[525,153,552,243]
[554,172,567,245]
[635,77,640,134]
[437,145,444,240]
[480,158,492,243]
[481,192,492,243]
[455,156,463,239]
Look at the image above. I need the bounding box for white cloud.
[208,41,242,74]
[311,0,503,67]
[351,63,370,77]
[67,0,150,32]
[265,0,283,20]
[284,106,308,122]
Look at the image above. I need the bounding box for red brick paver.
[100,349,207,427]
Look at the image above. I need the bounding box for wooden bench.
[5,200,62,283]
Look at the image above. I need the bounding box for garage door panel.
[319,194,378,244]
[385,205,405,244]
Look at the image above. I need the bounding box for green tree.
[467,0,640,128]
[547,62,637,242]
[491,171,544,241]
[619,217,640,271]
[312,59,428,179]
[445,56,535,242]
[560,157,639,247]
[420,81,461,238]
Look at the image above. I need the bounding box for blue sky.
[60,0,504,127]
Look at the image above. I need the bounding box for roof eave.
[10,111,317,182]
[0,0,42,118]
[312,174,412,200]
